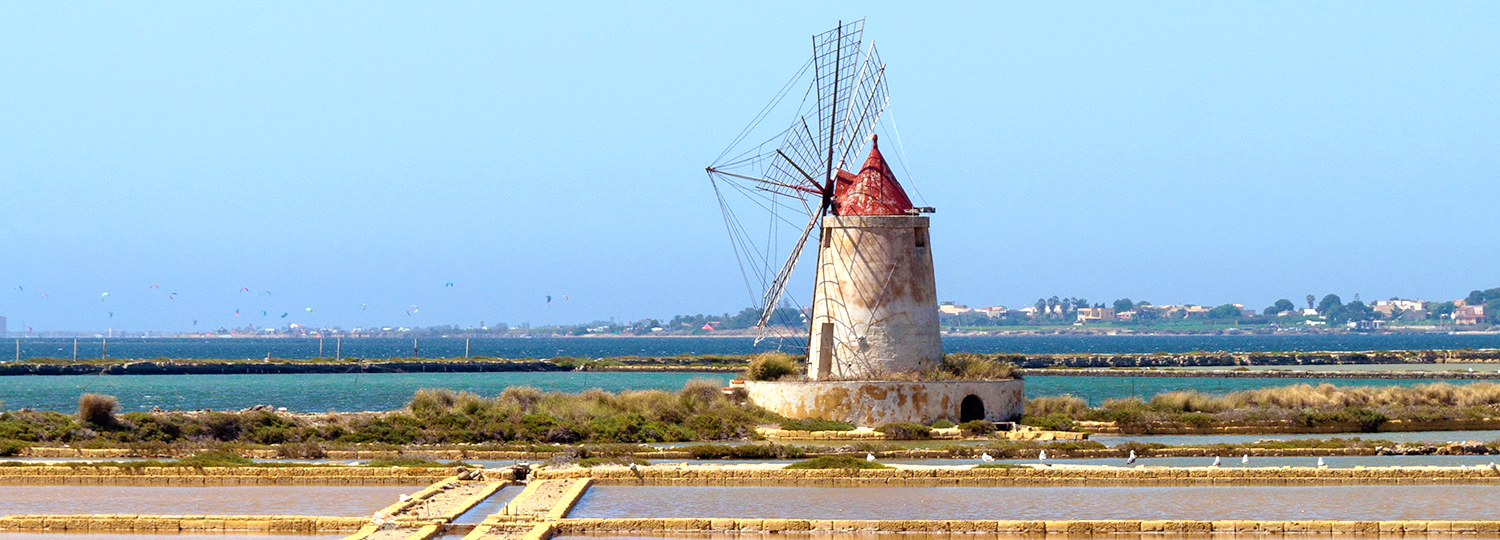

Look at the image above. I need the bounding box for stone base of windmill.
[739,379,1024,427]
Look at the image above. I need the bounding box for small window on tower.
[821,233,831,249]
[915,228,928,249]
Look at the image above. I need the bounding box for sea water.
[5,334,1499,361]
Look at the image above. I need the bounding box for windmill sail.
[706,19,892,346]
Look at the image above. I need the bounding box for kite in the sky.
[361,304,367,310]
[546,295,553,306]
[14,286,21,291]
[445,282,454,287]
[235,310,240,317]
[108,311,114,318]
[240,287,249,293]
[41,293,47,298]
[281,313,288,318]
[150,284,159,289]
[168,293,177,300]
[100,292,110,301]
[305,307,313,313]
[407,305,419,316]
[192,319,197,326]
[261,311,267,316]
[564,295,569,301]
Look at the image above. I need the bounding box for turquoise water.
[5,334,1499,361]
[0,372,1475,412]
[0,372,729,412]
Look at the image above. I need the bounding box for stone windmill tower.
[807,134,941,380]
[706,20,1021,426]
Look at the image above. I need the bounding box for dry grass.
[1146,383,1500,413]
[744,352,802,381]
[77,393,118,427]
[1026,395,1088,416]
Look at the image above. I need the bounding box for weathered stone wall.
[555,517,1500,536]
[807,215,942,380]
[0,466,446,486]
[744,380,1023,426]
[540,465,1500,486]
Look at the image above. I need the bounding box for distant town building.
[938,302,972,315]
[1373,300,1428,321]
[1076,307,1117,323]
[1454,305,1486,325]
[1235,304,1256,318]
[1018,306,1039,317]
[976,306,1008,317]
[1117,310,1136,321]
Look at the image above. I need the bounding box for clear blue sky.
[3,2,1499,332]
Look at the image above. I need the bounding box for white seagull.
[866,453,876,462]
[398,494,411,502]
[981,452,995,463]
[1038,450,1047,462]
[1317,457,1326,468]
[1211,456,1221,467]
[1126,450,1136,465]
[1242,454,1250,465]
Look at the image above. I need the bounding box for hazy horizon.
[5,3,1500,332]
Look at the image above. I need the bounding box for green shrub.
[931,419,956,429]
[779,418,856,432]
[1019,413,1075,432]
[875,422,931,440]
[78,393,118,427]
[745,352,800,381]
[1179,412,1215,428]
[0,439,26,457]
[957,419,996,435]
[785,455,889,470]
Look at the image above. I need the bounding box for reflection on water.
[453,485,524,523]
[0,485,421,516]
[571,485,1500,521]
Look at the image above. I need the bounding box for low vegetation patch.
[0,380,780,449]
[684,443,806,460]
[785,455,890,470]
[743,352,802,381]
[779,418,855,432]
[875,422,931,440]
[1025,382,1500,432]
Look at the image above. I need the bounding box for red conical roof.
[833,134,913,216]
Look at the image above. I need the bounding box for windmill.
[708,20,940,381]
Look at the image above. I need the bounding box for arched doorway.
[959,395,985,422]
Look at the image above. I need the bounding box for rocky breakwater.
[0,359,568,376]
[1003,349,1500,369]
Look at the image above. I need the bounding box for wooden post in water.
[319,337,324,359]
[465,338,470,359]
[413,337,418,357]
[336,337,341,361]
[102,337,107,360]
[73,338,78,361]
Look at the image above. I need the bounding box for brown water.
[0,485,421,516]
[571,485,1500,521]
